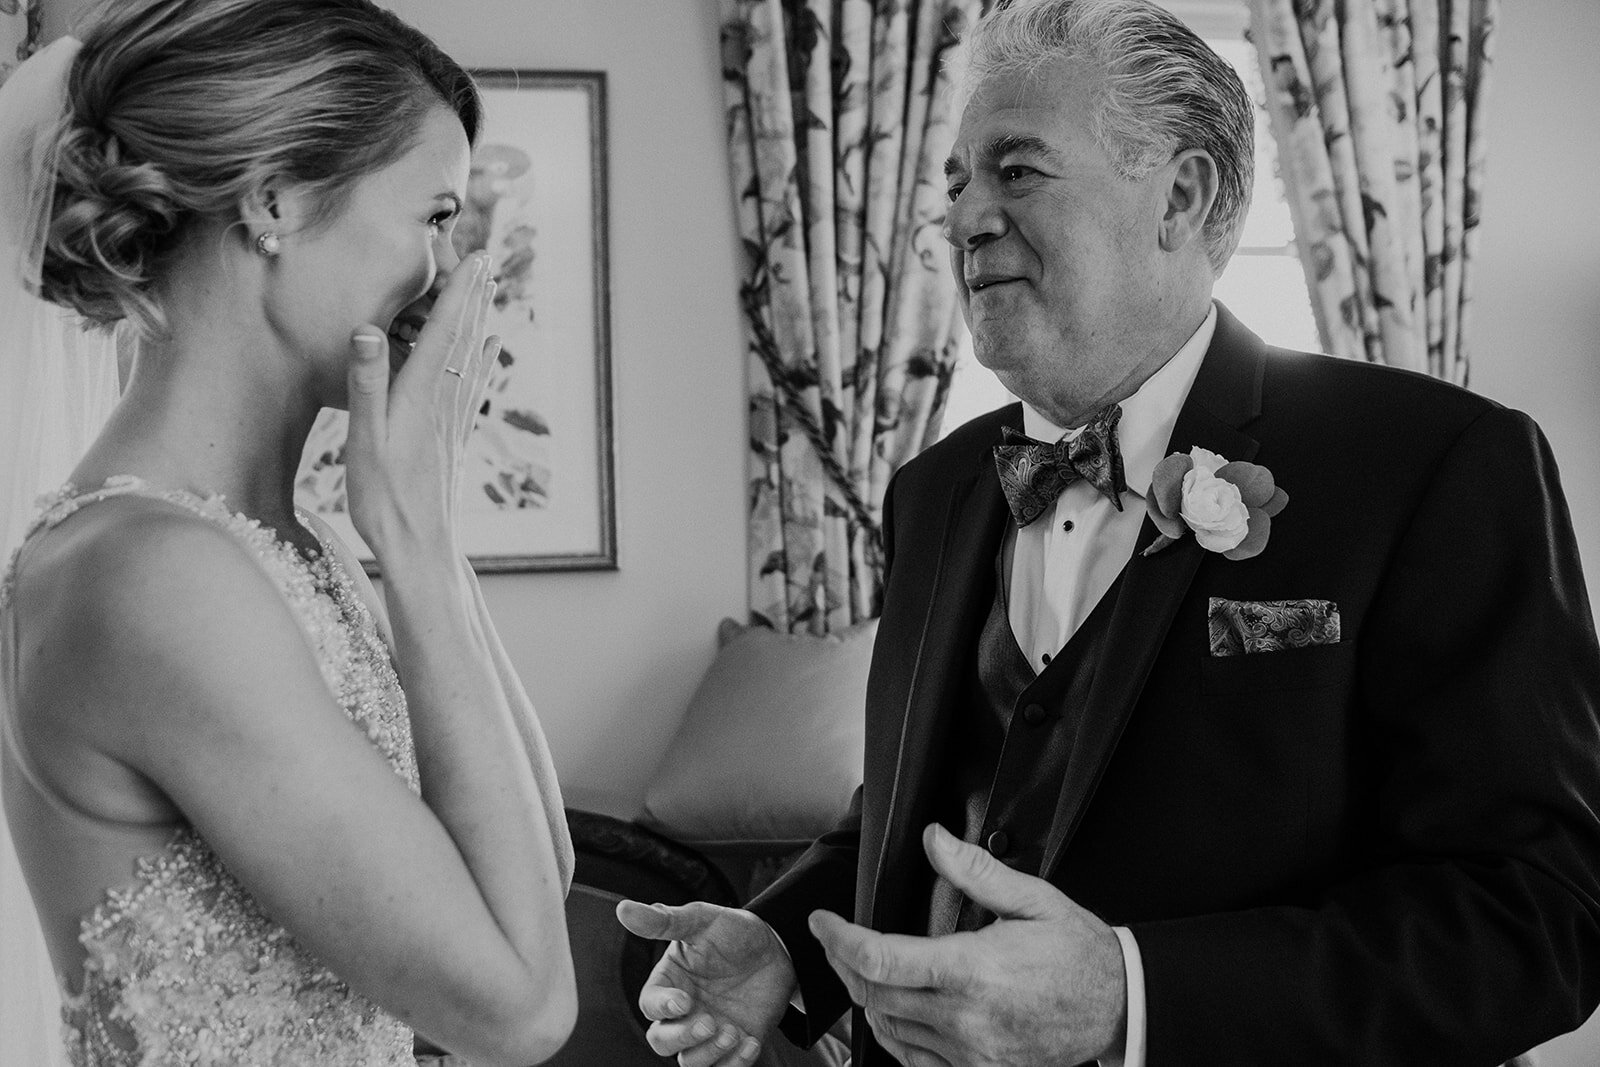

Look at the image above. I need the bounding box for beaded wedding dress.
[0,477,419,1066]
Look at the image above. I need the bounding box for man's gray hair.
[951,0,1255,273]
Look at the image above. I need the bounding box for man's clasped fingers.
[633,985,761,1067]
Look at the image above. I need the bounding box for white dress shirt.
[1004,305,1216,1067]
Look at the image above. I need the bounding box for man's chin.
[968,330,1030,374]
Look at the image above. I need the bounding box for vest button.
[987,830,1010,857]
[1022,702,1048,726]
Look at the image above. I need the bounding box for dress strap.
[28,475,230,534]
[7,476,222,607]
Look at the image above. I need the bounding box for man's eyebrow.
[985,133,1064,164]
[945,133,1064,178]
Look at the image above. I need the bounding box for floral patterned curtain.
[1248,0,1498,384]
[724,0,986,634]
[1,0,39,79]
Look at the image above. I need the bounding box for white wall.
[1474,4,1600,1062]
[1471,0,1600,614]
[377,0,749,818]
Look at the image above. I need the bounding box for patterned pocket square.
[1208,597,1341,656]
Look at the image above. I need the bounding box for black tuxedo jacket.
[750,305,1600,1065]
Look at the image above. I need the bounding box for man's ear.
[1158,149,1220,256]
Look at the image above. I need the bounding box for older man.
[619,0,1600,1063]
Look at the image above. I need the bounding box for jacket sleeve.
[1129,406,1600,1064]
[746,786,864,1047]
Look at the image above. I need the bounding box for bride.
[0,1,577,1064]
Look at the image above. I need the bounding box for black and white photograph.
[1,1,1597,1065]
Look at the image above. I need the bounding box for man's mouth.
[967,275,1018,293]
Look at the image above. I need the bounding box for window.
[938,6,1319,436]
[1208,35,1320,354]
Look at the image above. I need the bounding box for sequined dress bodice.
[0,477,420,1066]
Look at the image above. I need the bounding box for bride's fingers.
[464,335,501,449]
[399,252,489,396]
[456,280,496,442]
[345,329,391,460]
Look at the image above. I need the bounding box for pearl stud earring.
[256,232,281,257]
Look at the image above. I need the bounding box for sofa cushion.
[639,619,874,845]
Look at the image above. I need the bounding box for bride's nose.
[438,234,463,274]
[436,233,464,282]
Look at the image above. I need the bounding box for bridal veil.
[0,36,122,1067]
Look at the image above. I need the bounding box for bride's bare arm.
[340,250,578,1061]
[304,528,574,898]
[15,500,575,1067]
[344,246,572,900]
[458,558,575,894]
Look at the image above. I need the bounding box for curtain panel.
[1248,0,1498,383]
[1,0,38,77]
[723,0,986,635]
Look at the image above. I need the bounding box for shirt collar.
[1020,303,1217,499]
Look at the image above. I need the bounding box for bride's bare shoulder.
[14,493,258,614]
[10,494,305,738]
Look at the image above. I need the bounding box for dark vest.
[927,554,1123,935]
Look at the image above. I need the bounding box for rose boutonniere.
[1142,447,1288,560]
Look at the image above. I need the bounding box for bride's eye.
[427,205,461,237]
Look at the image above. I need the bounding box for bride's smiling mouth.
[388,315,425,352]
[386,294,437,365]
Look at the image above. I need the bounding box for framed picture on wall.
[295,70,616,572]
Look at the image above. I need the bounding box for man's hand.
[809,824,1127,1067]
[616,899,798,1066]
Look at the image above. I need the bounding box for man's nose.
[942,183,1006,252]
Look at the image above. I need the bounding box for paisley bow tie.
[993,404,1127,527]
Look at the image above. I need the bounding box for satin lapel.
[868,437,1010,927]
[1041,305,1268,877]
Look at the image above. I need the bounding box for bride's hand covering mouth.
[386,286,443,371]
[385,248,484,371]
[348,250,501,557]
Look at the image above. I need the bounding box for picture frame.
[294,70,616,572]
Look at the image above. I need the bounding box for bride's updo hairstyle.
[38,0,481,337]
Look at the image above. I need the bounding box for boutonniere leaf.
[1143,447,1288,560]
